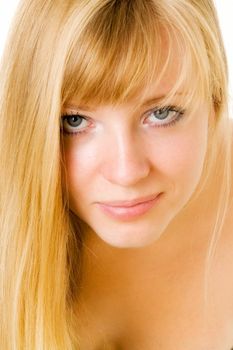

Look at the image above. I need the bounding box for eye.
[60,113,92,135]
[143,105,185,128]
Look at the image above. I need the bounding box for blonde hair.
[0,0,232,348]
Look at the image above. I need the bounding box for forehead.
[65,86,187,118]
[61,10,200,112]
[65,68,185,108]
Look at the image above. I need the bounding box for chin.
[89,218,173,249]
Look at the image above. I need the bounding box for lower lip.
[97,193,163,221]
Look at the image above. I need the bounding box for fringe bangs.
[60,0,207,113]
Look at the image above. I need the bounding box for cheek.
[61,140,98,199]
[150,119,208,190]
[61,113,208,203]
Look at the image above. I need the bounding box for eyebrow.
[64,92,184,111]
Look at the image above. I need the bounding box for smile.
[96,193,163,220]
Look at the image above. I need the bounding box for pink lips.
[96,193,163,220]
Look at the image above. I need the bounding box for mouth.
[96,192,163,220]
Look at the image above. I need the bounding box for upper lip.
[97,193,162,208]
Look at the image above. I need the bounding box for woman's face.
[60,24,213,249]
[61,75,211,248]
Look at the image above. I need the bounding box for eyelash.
[60,105,186,137]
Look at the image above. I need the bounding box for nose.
[101,130,151,187]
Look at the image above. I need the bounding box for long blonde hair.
[0,0,232,348]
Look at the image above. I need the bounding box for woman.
[0,0,232,349]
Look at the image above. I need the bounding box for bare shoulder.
[216,118,233,288]
[206,125,233,338]
[207,118,233,283]
[220,120,233,244]
[225,118,233,230]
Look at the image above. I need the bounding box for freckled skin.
[61,92,210,248]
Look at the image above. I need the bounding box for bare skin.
[74,124,233,350]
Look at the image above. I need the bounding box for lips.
[96,193,163,220]
[97,193,161,207]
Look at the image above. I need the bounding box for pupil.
[68,115,82,126]
[157,109,168,120]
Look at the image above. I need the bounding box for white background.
[0,0,233,115]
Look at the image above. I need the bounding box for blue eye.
[60,104,186,137]
[60,114,91,135]
[144,105,185,128]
